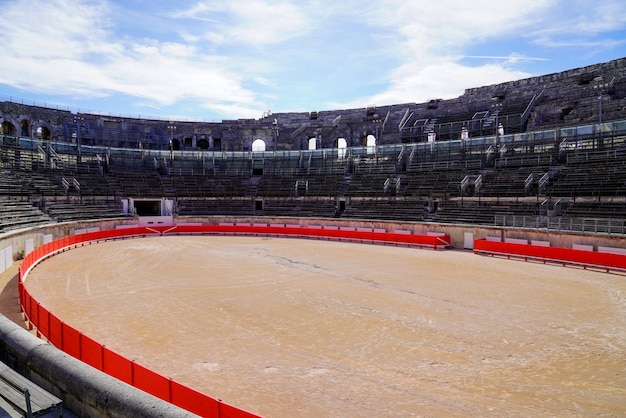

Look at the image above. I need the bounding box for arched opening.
[169,138,181,151]
[252,138,266,152]
[1,121,16,136]
[197,138,209,150]
[20,120,30,137]
[336,137,347,158]
[183,137,193,148]
[366,134,376,154]
[308,137,317,150]
[36,126,52,140]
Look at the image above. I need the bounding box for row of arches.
[1,120,52,140]
[168,137,214,151]
[251,135,377,152]
[1,116,379,153]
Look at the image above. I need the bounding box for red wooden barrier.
[474,239,626,272]
[48,313,63,348]
[163,224,451,249]
[17,224,452,417]
[170,380,221,417]
[63,324,82,360]
[81,333,104,370]
[103,347,133,384]
[132,361,171,401]
[38,304,49,338]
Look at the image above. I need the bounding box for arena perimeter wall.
[2,217,626,417]
[8,222,450,418]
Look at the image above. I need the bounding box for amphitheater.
[1,57,626,417]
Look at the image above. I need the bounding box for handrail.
[460,175,469,193]
[524,173,534,192]
[60,178,69,192]
[398,108,411,130]
[474,174,482,192]
[538,172,549,190]
[521,89,544,128]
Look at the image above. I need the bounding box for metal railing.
[495,214,626,235]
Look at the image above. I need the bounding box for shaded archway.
[197,138,209,150]
[1,121,16,136]
[36,126,52,140]
[20,120,30,137]
[169,138,181,151]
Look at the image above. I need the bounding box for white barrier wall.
[0,245,13,275]
[25,239,34,257]
[0,248,6,274]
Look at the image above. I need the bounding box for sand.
[22,235,626,417]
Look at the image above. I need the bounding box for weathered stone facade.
[1,58,625,151]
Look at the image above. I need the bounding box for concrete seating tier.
[341,198,428,222]
[43,197,125,222]
[562,201,626,219]
[428,199,540,225]
[0,199,51,232]
[260,198,337,218]
[176,197,256,217]
[547,153,626,198]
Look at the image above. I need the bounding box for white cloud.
[0,0,624,120]
[328,0,551,109]
[332,61,531,110]
[0,0,267,117]
[171,0,309,46]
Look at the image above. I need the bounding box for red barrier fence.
[18,224,450,417]
[473,239,626,273]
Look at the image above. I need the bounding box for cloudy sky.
[0,0,624,121]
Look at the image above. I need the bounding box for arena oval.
[24,235,626,417]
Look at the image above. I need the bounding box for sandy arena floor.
[21,235,626,417]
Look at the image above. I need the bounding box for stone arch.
[36,126,52,140]
[1,121,16,136]
[252,138,266,152]
[336,137,347,158]
[169,138,181,151]
[197,138,209,150]
[20,119,30,137]
[365,134,376,154]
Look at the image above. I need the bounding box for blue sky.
[0,0,625,121]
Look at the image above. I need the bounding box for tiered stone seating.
[262,155,303,175]
[0,198,51,232]
[256,175,297,197]
[562,201,626,219]
[547,150,626,198]
[403,160,480,199]
[428,199,540,225]
[44,197,125,222]
[176,197,256,216]
[261,198,337,218]
[343,173,391,198]
[111,171,164,197]
[341,198,428,222]
[0,170,64,198]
